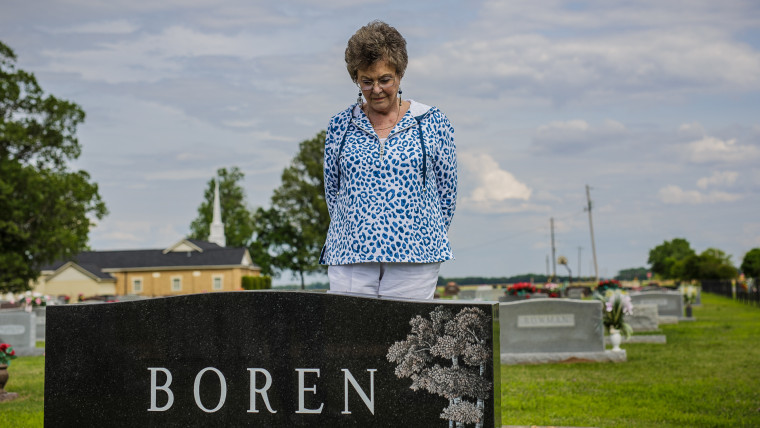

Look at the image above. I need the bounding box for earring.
[357,90,362,105]
[398,88,403,105]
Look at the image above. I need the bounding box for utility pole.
[585,185,599,283]
[550,217,556,279]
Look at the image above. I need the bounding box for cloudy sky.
[3,0,759,283]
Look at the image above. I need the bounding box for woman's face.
[357,59,401,114]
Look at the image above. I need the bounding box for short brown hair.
[345,20,408,83]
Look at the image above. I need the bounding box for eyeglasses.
[359,75,395,91]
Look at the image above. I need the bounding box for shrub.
[241,275,272,290]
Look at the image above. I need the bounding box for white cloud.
[458,152,543,213]
[532,119,627,154]
[460,152,532,202]
[478,0,759,34]
[686,136,760,163]
[50,19,140,34]
[697,171,739,189]
[412,17,760,103]
[41,25,314,83]
[678,122,706,137]
[658,185,742,204]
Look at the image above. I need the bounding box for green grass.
[0,342,44,427]
[502,293,760,427]
[2,294,759,427]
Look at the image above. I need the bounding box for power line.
[454,209,585,253]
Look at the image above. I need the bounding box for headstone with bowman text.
[499,299,625,364]
[0,310,43,356]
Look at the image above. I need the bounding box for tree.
[0,41,107,293]
[615,267,648,281]
[647,238,695,279]
[254,131,329,289]
[675,248,737,281]
[189,167,255,248]
[740,248,760,278]
[249,206,298,278]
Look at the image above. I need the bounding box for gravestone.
[565,286,590,299]
[45,291,501,427]
[627,304,659,332]
[0,310,43,356]
[630,291,684,320]
[33,307,46,341]
[499,299,624,364]
[475,286,505,301]
[457,288,477,300]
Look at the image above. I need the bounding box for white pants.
[328,262,440,300]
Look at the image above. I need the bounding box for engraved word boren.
[148,367,376,415]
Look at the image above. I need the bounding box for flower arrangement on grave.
[0,343,17,366]
[507,282,536,297]
[21,292,49,312]
[595,290,633,339]
[681,285,698,305]
[596,279,621,294]
[543,282,561,298]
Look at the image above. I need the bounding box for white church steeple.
[209,178,226,247]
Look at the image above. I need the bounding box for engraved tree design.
[387,306,492,428]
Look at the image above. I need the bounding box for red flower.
[508,282,536,296]
[0,343,8,352]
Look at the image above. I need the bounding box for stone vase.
[0,364,8,393]
[609,328,623,352]
[685,303,693,318]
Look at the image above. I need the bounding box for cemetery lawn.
[0,343,44,427]
[2,294,758,427]
[501,292,760,427]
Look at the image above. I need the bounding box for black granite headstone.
[45,291,501,427]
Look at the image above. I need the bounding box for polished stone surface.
[500,299,604,355]
[627,304,659,332]
[0,310,42,356]
[474,286,506,302]
[630,291,684,319]
[33,307,46,341]
[501,350,626,365]
[45,291,501,427]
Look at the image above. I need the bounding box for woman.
[320,21,456,299]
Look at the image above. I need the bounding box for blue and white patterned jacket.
[320,100,457,265]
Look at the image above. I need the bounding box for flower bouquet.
[595,290,633,339]
[681,285,698,305]
[596,279,621,295]
[507,282,536,297]
[543,282,561,298]
[22,292,49,312]
[0,343,17,366]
